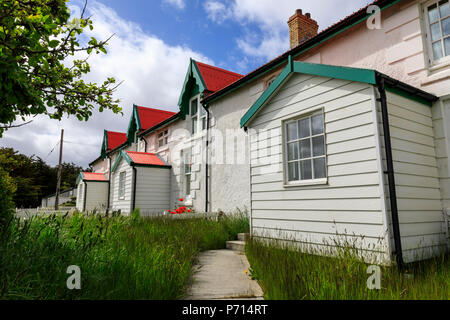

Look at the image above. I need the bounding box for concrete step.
[238,233,249,242]
[226,240,246,252]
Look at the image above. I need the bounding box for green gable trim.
[293,62,376,85]
[76,172,85,185]
[177,59,207,118]
[126,105,141,143]
[385,85,433,107]
[101,130,108,160]
[240,61,378,127]
[111,150,134,173]
[240,60,293,128]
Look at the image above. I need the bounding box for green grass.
[0,211,249,300]
[246,238,449,300]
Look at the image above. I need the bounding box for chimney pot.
[287,9,319,49]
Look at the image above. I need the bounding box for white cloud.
[0,0,211,168]
[204,1,230,24]
[162,0,185,10]
[204,0,371,61]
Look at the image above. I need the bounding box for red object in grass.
[179,198,184,202]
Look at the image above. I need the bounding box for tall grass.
[246,238,449,300]
[0,211,249,300]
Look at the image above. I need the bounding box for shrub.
[0,168,16,235]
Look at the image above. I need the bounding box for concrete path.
[185,250,264,300]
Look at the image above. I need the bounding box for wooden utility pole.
[54,129,64,210]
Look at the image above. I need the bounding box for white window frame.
[423,0,450,66]
[157,129,169,150]
[183,149,192,196]
[189,94,207,135]
[119,171,126,200]
[282,109,328,187]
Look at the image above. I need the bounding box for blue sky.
[0,0,371,168]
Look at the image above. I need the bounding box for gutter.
[131,166,137,213]
[376,75,404,270]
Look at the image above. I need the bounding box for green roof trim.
[76,172,85,185]
[111,150,134,173]
[101,130,108,160]
[292,62,377,85]
[240,61,437,128]
[241,61,377,127]
[126,104,141,143]
[177,59,206,118]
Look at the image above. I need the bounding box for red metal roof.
[125,151,168,167]
[195,61,244,92]
[136,107,177,131]
[106,131,127,151]
[83,172,108,181]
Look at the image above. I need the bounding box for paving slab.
[185,249,264,300]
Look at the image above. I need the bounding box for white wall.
[382,91,447,262]
[84,182,108,212]
[248,73,390,263]
[110,158,133,214]
[135,166,171,215]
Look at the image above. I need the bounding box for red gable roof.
[82,172,107,181]
[106,131,127,151]
[125,151,168,167]
[195,61,244,92]
[136,107,177,131]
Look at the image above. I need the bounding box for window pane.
[300,160,312,180]
[200,105,207,117]
[202,117,207,131]
[443,17,450,36]
[429,4,439,23]
[313,158,327,179]
[300,139,311,159]
[312,113,324,135]
[440,0,450,18]
[433,41,444,60]
[313,136,326,156]
[287,142,299,161]
[445,37,450,55]
[192,117,198,134]
[431,22,441,41]
[298,118,310,138]
[286,122,298,141]
[288,162,299,181]
[191,99,198,116]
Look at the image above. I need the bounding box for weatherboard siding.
[248,73,389,262]
[135,166,171,215]
[76,181,85,211]
[381,91,446,262]
[85,182,108,212]
[111,158,133,214]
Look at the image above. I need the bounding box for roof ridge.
[136,106,177,114]
[195,60,243,78]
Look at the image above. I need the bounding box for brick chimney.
[288,9,319,49]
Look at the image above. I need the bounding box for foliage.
[0,147,84,208]
[0,212,249,300]
[0,167,16,234]
[246,238,449,300]
[0,0,122,136]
